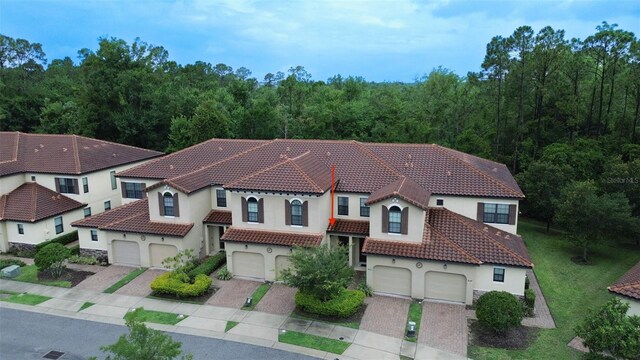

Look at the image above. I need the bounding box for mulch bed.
[148,288,217,304]
[38,268,94,287]
[468,319,539,350]
[292,303,367,327]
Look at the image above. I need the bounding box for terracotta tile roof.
[221,227,323,247]
[363,208,532,268]
[0,132,162,177]
[327,219,370,236]
[225,151,332,194]
[72,199,193,237]
[366,176,430,210]
[0,183,85,222]
[608,262,640,301]
[203,210,232,225]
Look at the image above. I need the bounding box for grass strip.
[290,310,360,329]
[0,290,51,305]
[11,265,71,288]
[78,301,95,311]
[404,301,422,342]
[225,321,239,332]
[124,307,186,325]
[104,268,146,294]
[243,283,271,310]
[279,330,350,354]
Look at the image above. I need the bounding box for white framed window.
[290,199,303,226]
[17,224,24,235]
[124,182,144,199]
[110,171,117,190]
[359,198,370,217]
[388,206,402,234]
[90,229,98,242]
[82,177,89,193]
[247,197,258,222]
[163,192,175,216]
[216,189,227,207]
[57,178,76,194]
[484,203,510,224]
[54,216,64,234]
[493,267,505,282]
[338,196,349,215]
[83,207,91,218]
[436,199,444,206]
[104,200,111,211]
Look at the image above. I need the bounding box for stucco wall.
[225,241,292,281]
[368,198,425,243]
[118,176,159,205]
[333,192,372,220]
[4,208,84,246]
[474,264,527,296]
[210,187,231,210]
[618,296,640,317]
[0,222,7,252]
[78,228,108,252]
[428,195,520,234]
[0,174,24,194]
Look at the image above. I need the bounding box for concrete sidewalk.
[0,278,465,360]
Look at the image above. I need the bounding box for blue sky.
[2,0,639,82]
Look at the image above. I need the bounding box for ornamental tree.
[34,243,70,277]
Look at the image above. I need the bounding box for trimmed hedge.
[476,291,524,333]
[35,230,78,252]
[0,259,26,269]
[295,289,365,318]
[187,251,226,278]
[524,288,536,316]
[150,272,212,298]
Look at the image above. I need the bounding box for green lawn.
[11,265,71,287]
[103,268,146,294]
[225,321,239,332]
[0,290,51,305]
[404,301,422,342]
[468,218,640,360]
[78,301,95,311]
[243,283,271,310]
[124,307,186,325]
[279,330,350,354]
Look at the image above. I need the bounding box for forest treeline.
[1,22,639,255]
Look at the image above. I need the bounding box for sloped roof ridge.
[424,221,483,265]
[71,134,81,173]
[609,280,640,291]
[290,152,325,193]
[74,198,146,228]
[354,141,403,177]
[432,145,523,198]
[12,132,20,161]
[443,208,532,266]
[30,182,38,221]
[0,195,6,219]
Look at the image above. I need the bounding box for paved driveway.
[254,283,296,315]
[75,265,134,292]
[419,301,468,357]
[360,295,410,339]
[115,269,166,297]
[207,278,261,308]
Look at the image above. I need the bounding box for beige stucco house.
[73,138,532,304]
[0,132,162,254]
[608,262,640,316]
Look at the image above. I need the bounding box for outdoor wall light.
[443,263,448,270]
[245,244,248,249]
[161,237,165,242]
[392,258,396,264]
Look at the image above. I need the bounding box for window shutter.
[173,193,180,217]
[382,205,388,233]
[121,182,127,198]
[508,204,517,225]
[477,202,484,221]
[73,179,79,194]
[158,193,165,216]
[241,197,247,222]
[55,178,61,192]
[258,198,264,223]
[285,200,291,225]
[302,201,309,227]
[401,207,409,235]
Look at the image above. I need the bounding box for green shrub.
[34,243,71,277]
[216,265,232,280]
[187,252,226,278]
[524,275,530,290]
[35,230,78,251]
[524,288,536,316]
[150,272,212,298]
[476,291,524,333]
[0,259,26,269]
[67,255,99,265]
[161,249,198,273]
[295,289,365,318]
[357,282,373,297]
[69,245,80,256]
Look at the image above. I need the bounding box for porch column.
[204,225,210,255]
[348,236,353,267]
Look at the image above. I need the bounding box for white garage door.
[424,271,467,303]
[372,266,412,297]
[149,244,178,268]
[112,240,141,267]
[232,252,265,279]
[275,255,291,280]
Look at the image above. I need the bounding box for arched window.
[163,192,174,216]
[388,206,402,234]
[291,200,302,226]
[247,198,258,222]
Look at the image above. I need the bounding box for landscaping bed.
[37,267,94,287]
[468,319,539,350]
[291,303,366,329]
[148,287,216,304]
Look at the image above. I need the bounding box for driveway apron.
[360,295,411,339]
[420,301,468,357]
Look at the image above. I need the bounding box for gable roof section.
[0,132,163,177]
[221,227,323,247]
[327,219,370,236]
[72,199,193,237]
[0,183,85,222]
[608,262,640,301]
[365,176,430,210]
[203,210,232,225]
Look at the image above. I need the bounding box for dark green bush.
[69,245,80,256]
[524,275,530,290]
[524,288,536,316]
[187,251,226,278]
[0,259,26,269]
[150,272,212,298]
[35,230,78,251]
[476,291,524,333]
[216,265,232,280]
[295,289,365,318]
[34,243,71,277]
[357,281,373,297]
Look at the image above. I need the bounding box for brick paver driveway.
[75,265,135,292]
[207,278,261,308]
[360,296,410,339]
[420,301,468,357]
[115,269,166,297]
[254,283,296,315]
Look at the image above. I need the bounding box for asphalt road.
[0,308,314,360]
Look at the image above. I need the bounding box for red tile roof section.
[327,219,370,236]
[365,176,431,210]
[203,210,232,225]
[0,132,162,176]
[221,227,323,247]
[72,199,193,237]
[608,262,640,301]
[0,183,85,222]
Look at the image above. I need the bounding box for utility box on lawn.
[1,265,21,278]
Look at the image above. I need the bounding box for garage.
[149,244,178,268]
[232,252,265,279]
[112,240,141,267]
[275,255,291,280]
[372,266,412,297]
[424,271,467,303]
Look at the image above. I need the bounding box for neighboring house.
[0,132,162,253]
[608,261,640,316]
[72,138,532,304]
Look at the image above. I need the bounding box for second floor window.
[158,192,179,217]
[91,229,98,241]
[54,216,64,234]
[104,200,111,211]
[388,206,402,234]
[82,177,89,193]
[84,207,91,218]
[247,198,259,222]
[124,182,144,199]
[163,193,175,216]
[483,203,510,224]
[291,200,302,226]
[216,189,227,207]
[338,196,349,216]
[56,178,77,194]
[360,198,370,217]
